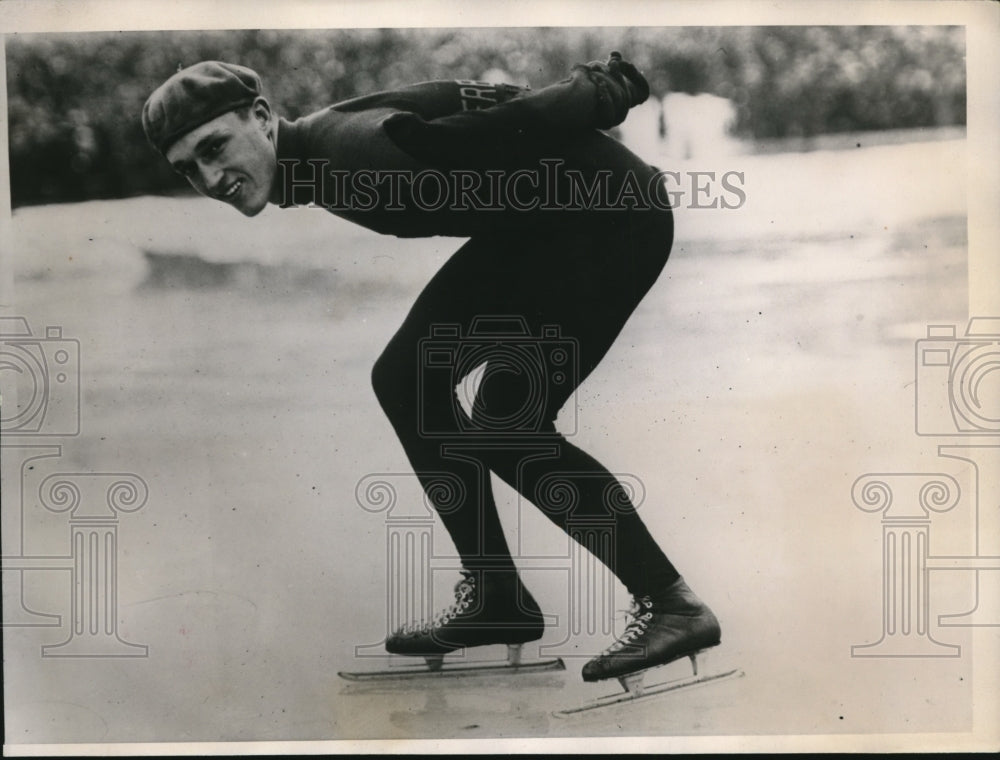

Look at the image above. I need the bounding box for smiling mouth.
[219,179,243,200]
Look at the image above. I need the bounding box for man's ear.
[251,97,273,133]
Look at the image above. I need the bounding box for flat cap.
[142,61,262,154]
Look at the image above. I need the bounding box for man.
[142,53,721,684]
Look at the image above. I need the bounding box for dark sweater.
[269,73,665,238]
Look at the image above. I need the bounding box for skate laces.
[604,596,655,654]
[401,571,477,635]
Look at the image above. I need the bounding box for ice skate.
[582,576,721,683]
[556,577,742,716]
[339,570,563,681]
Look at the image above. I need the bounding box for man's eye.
[206,139,226,156]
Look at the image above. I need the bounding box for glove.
[571,50,650,128]
[606,51,650,107]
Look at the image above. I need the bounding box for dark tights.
[371,207,680,596]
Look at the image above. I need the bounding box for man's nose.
[199,163,225,193]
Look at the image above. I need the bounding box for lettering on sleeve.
[455,80,500,110]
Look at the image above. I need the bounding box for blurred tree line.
[6,26,965,207]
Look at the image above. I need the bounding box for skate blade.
[553,667,744,718]
[337,646,566,681]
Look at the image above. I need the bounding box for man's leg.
[463,210,682,599]
[372,202,685,632]
[371,241,525,573]
[449,211,721,682]
[371,234,552,655]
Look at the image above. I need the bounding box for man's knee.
[371,341,409,413]
[373,334,463,434]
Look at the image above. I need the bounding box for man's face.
[166,102,277,217]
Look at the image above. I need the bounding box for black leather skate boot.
[385,570,545,660]
[581,576,721,682]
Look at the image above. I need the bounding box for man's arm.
[330,80,528,121]
[382,52,650,167]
